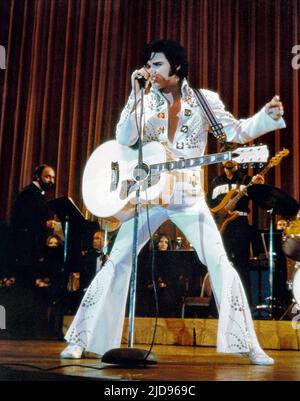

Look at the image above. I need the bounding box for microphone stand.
[102,78,157,367]
[268,208,274,319]
[256,209,277,319]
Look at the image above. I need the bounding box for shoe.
[60,343,84,359]
[248,349,274,366]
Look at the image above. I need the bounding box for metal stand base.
[256,297,285,319]
[102,348,157,367]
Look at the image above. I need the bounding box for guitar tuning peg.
[258,162,264,169]
[241,163,248,169]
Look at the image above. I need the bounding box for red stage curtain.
[0,0,299,222]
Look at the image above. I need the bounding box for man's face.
[223,161,238,172]
[92,232,104,250]
[39,167,55,192]
[146,52,177,90]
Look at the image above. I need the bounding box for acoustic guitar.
[82,140,269,220]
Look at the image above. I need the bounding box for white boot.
[248,348,274,366]
[60,343,84,359]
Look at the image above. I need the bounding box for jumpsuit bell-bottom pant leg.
[65,198,263,356]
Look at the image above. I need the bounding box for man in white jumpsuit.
[61,40,285,365]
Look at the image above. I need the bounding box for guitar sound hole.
[133,163,149,181]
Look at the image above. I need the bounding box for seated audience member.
[35,234,65,338]
[80,231,108,292]
[138,232,180,317]
[276,218,288,231]
[155,233,173,251]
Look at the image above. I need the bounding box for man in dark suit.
[3,165,56,338]
[10,164,56,286]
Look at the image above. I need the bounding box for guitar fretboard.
[150,151,231,174]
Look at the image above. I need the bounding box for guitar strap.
[193,88,227,146]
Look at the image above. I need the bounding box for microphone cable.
[142,201,159,361]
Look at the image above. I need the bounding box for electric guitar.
[82,140,269,220]
[210,148,290,233]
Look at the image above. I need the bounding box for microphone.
[134,73,147,88]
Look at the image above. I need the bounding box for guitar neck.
[150,151,231,174]
[225,164,270,211]
[259,164,271,176]
[225,185,249,211]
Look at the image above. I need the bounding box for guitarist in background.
[207,160,264,299]
[61,40,285,365]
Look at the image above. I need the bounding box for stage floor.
[0,340,300,381]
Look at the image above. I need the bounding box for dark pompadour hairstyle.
[141,40,188,80]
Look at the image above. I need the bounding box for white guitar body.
[82,140,269,220]
[82,140,168,219]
